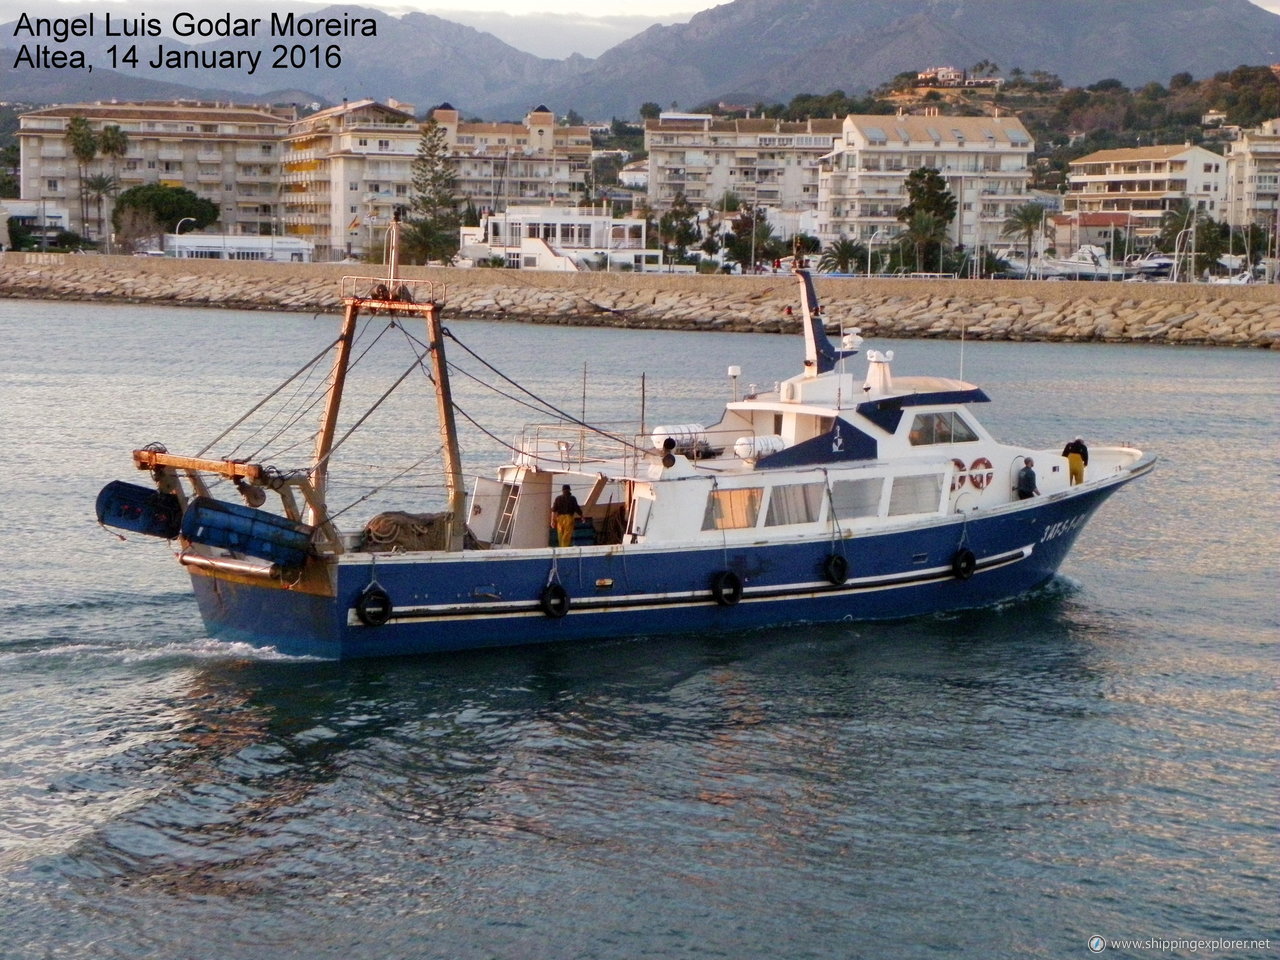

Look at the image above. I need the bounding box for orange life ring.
[968,457,994,490]
[950,458,968,491]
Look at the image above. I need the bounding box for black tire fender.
[540,583,570,618]
[951,548,977,581]
[823,553,849,585]
[355,585,393,626]
[710,570,743,606]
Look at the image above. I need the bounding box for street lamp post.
[867,228,884,275]
[172,218,196,257]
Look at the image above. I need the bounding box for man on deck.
[550,484,583,547]
[1062,436,1089,485]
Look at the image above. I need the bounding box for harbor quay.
[1,252,1276,348]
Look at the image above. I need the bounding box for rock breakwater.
[2,252,1276,348]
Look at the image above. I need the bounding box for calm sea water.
[0,298,1276,959]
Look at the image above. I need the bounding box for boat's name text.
[10,12,376,74]
[1039,513,1088,544]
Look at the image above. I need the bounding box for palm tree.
[1001,202,1047,267]
[83,174,119,246]
[899,210,948,272]
[98,124,129,180]
[64,116,98,236]
[818,236,865,274]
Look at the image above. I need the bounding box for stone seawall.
[2,252,1277,347]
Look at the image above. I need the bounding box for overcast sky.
[3,0,1277,59]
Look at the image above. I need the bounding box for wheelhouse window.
[765,483,823,526]
[908,412,978,445]
[703,487,763,530]
[829,478,882,520]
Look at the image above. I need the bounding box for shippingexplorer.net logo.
[1088,935,1273,953]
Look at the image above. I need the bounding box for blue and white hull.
[101,264,1155,661]
[187,464,1150,659]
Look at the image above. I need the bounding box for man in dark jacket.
[1016,457,1040,500]
[1062,436,1089,485]
[550,484,583,547]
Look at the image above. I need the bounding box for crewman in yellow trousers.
[1062,436,1089,485]
[550,484,583,547]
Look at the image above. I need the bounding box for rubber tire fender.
[710,569,743,606]
[823,553,849,585]
[951,548,977,581]
[355,585,394,626]
[540,582,570,618]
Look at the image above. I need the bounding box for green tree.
[112,183,217,249]
[897,168,956,271]
[899,210,949,272]
[639,102,661,120]
[791,234,821,256]
[657,193,699,263]
[720,209,754,271]
[405,118,459,264]
[1001,202,1048,265]
[0,144,18,198]
[6,216,33,249]
[818,236,865,274]
[65,115,97,235]
[82,173,119,245]
[722,208,780,272]
[897,167,957,225]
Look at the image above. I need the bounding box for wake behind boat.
[97,225,1155,659]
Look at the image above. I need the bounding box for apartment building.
[817,113,1034,251]
[281,98,420,260]
[18,100,295,241]
[430,104,593,214]
[1063,144,1227,238]
[1223,118,1280,230]
[19,99,590,261]
[644,113,844,216]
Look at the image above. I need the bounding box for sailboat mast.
[425,300,466,552]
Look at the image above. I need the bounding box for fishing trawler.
[96,226,1155,659]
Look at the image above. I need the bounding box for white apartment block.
[19,99,591,261]
[18,101,295,242]
[1223,119,1280,230]
[1064,144,1228,238]
[818,113,1034,251]
[644,113,844,215]
[430,104,593,214]
[281,99,421,261]
[282,100,592,261]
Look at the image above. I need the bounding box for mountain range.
[3,0,1278,119]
